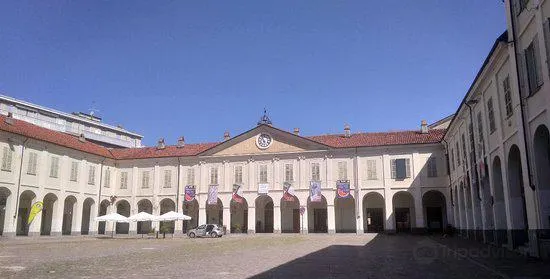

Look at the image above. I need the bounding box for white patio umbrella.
[95,213,129,238]
[128,211,157,222]
[156,211,192,221]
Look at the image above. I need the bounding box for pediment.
[200,125,329,157]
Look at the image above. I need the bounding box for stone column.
[414,189,425,233]
[356,191,364,234]
[327,204,335,234]
[301,205,308,234]
[89,202,98,235]
[274,204,281,233]
[27,195,42,237]
[51,197,65,236]
[72,198,83,235]
[247,206,255,233]
[384,190,395,233]
[223,205,230,233]
[198,204,206,225]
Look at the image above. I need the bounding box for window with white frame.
[284,163,293,182]
[391,158,411,179]
[337,161,347,180]
[88,165,96,185]
[187,168,195,185]
[49,156,59,178]
[27,152,38,175]
[366,160,377,180]
[120,171,128,189]
[503,76,513,117]
[259,164,268,183]
[427,157,438,177]
[1,146,13,172]
[70,161,79,182]
[164,170,172,188]
[311,162,320,181]
[234,165,243,184]
[487,98,496,133]
[141,170,150,188]
[210,167,218,185]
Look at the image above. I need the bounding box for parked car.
[187,224,224,238]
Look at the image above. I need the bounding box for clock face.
[256,133,272,149]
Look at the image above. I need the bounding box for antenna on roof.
[257,108,272,126]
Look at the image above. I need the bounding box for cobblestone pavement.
[0,233,549,278]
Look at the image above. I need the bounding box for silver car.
[187,224,224,238]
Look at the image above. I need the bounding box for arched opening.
[17,190,36,236]
[464,176,473,232]
[507,145,529,248]
[40,193,58,236]
[393,191,415,233]
[459,182,466,231]
[182,199,199,233]
[206,198,223,225]
[534,125,550,230]
[0,187,11,236]
[137,199,153,234]
[363,192,385,233]
[255,195,274,233]
[98,200,110,235]
[307,195,327,233]
[116,200,130,234]
[280,196,300,233]
[81,198,95,235]
[335,195,356,233]
[62,196,77,235]
[160,199,176,234]
[422,190,446,232]
[230,198,248,233]
[492,156,508,245]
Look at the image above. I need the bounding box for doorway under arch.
[98,200,110,235]
[363,192,385,233]
[280,196,300,233]
[17,190,36,236]
[393,191,415,233]
[335,195,356,233]
[255,195,274,233]
[137,199,153,234]
[206,198,223,225]
[422,190,446,232]
[230,198,248,233]
[40,193,58,236]
[160,199,176,234]
[507,145,529,248]
[307,195,327,233]
[0,187,11,236]
[116,200,130,234]
[534,125,550,231]
[62,196,77,235]
[183,199,199,233]
[81,198,95,235]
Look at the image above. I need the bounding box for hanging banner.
[310,181,322,202]
[283,182,296,202]
[258,183,269,195]
[207,185,218,205]
[28,201,44,225]
[336,180,351,198]
[232,184,244,204]
[184,185,196,202]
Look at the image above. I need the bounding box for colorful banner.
[184,185,196,202]
[258,183,269,195]
[207,185,218,205]
[283,182,295,202]
[310,181,321,202]
[232,184,244,204]
[336,180,351,198]
[28,201,43,225]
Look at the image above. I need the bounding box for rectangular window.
[70,161,79,182]
[337,161,347,180]
[455,142,461,166]
[104,169,111,188]
[259,164,268,183]
[120,172,128,189]
[503,77,513,117]
[210,167,218,185]
[1,146,12,172]
[49,156,59,178]
[487,98,496,133]
[27,152,38,175]
[164,170,172,188]
[234,165,243,184]
[141,171,150,188]
[284,163,293,182]
[367,160,377,180]
[427,157,438,177]
[88,165,96,185]
[311,163,320,181]
[187,168,195,185]
[477,112,485,154]
[391,158,411,179]
[525,38,543,95]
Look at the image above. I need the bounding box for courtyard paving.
[0,233,549,278]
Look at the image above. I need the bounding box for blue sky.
[0,1,506,146]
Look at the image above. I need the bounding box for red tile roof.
[307,129,446,148]
[0,115,114,158]
[0,115,446,160]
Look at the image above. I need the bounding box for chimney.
[177,136,185,148]
[420,120,428,134]
[293,128,300,136]
[344,124,351,138]
[157,138,166,149]
[78,133,86,142]
[224,131,230,141]
[4,112,13,125]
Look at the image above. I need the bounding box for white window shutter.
[544,19,550,76]
[390,159,396,179]
[518,50,529,97]
[405,159,411,178]
[533,34,544,87]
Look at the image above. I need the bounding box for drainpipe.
[12,137,29,222]
[176,157,181,212]
[96,158,106,217]
[465,102,482,201]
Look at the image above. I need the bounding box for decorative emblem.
[256,133,273,150]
